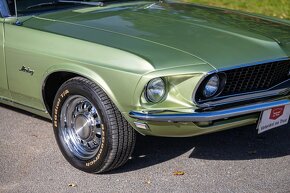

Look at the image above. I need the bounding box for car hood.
[23,1,290,70]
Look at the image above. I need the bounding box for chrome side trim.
[129,99,290,122]
[192,57,290,107]
[0,96,12,103]
[0,96,47,113]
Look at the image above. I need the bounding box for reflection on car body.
[0,0,289,173]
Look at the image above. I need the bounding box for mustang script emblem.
[19,66,34,76]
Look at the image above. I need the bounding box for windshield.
[7,0,147,16]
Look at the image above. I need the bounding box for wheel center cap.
[75,115,91,140]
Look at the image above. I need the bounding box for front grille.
[220,59,290,97]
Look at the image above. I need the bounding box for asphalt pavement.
[1,103,290,193]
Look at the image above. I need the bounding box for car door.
[0,17,10,102]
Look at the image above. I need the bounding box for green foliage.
[184,0,289,20]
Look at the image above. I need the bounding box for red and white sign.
[257,105,290,134]
[269,106,285,120]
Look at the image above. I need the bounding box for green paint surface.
[0,1,289,136]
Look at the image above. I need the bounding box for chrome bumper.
[129,99,290,122]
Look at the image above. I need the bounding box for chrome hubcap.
[75,115,91,140]
[60,95,102,160]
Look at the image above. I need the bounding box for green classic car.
[0,0,290,173]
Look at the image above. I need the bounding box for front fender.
[42,62,144,116]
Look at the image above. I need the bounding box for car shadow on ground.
[1,103,290,174]
[0,103,51,122]
[110,123,290,174]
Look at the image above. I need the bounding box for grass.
[184,0,290,20]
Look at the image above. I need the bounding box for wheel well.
[43,72,79,116]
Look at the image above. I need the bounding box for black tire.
[52,77,136,173]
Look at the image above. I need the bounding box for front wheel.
[52,77,136,173]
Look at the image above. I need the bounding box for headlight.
[145,78,166,103]
[194,73,226,103]
[203,74,220,98]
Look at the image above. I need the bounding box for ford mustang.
[0,0,290,173]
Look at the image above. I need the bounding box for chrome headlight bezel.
[195,73,227,102]
[145,77,166,103]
